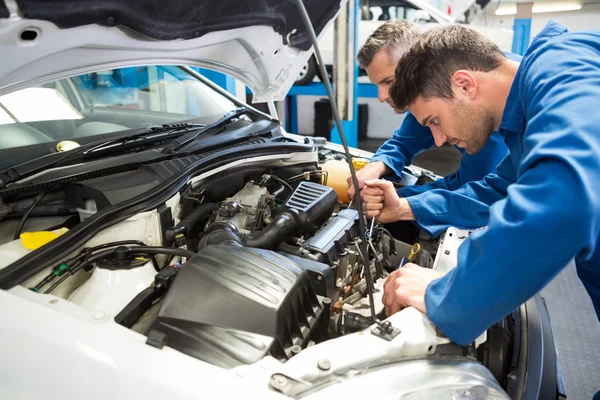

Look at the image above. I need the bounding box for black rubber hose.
[277,242,323,262]
[76,246,195,267]
[86,240,148,252]
[343,312,375,333]
[118,246,195,259]
[44,246,194,294]
[7,206,78,219]
[269,175,294,199]
[85,240,160,271]
[13,192,45,240]
[197,227,244,250]
[165,202,218,242]
[244,211,299,249]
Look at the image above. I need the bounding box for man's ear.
[451,70,477,100]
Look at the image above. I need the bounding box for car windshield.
[0,65,238,167]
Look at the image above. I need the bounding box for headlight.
[301,358,510,400]
[398,384,509,399]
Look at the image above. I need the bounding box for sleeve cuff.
[406,195,455,238]
[425,274,472,346]
[370,155,404,178]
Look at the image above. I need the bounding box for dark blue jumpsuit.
[419,21,600,345]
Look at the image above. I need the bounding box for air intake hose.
[165,203,218,243]
[199,181,337,251]
[244,211,300,250]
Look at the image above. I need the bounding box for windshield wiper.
[161,107,252,154]
[0,122,206,189]
[0,107,255,189]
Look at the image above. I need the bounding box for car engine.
[0,140,515,397]
[118,173,397,368]
[3,157,401,368]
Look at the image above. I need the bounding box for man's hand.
[361,179,415,223]
[382,264,443,316]
[347,161,389,201]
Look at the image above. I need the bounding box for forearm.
[405,156,516,237]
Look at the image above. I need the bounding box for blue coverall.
[418,21,600,345]
[369,49,521,200]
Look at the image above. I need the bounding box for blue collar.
[499,21,569,133]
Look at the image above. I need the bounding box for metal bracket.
[371,321,401,341]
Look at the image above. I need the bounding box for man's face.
[365,50,402,112]
[408,95,495,154]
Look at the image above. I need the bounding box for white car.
[295,0,514,84]
[0,1,560,399]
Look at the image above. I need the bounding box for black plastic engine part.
[303,208,359,264]
[284,180,337,233]
[64,166,166,211]
[279,252,333,299]
[146,245,330,369]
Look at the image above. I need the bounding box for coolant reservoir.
[321,158,369,203]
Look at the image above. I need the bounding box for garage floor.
[358,139,600,400]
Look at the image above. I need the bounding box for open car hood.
[0,0,342,102]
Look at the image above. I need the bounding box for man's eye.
[430,118,439,125]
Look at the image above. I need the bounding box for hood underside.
[0,0,342,102]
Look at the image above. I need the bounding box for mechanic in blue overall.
[347,20,513,210]
[360,22,600,346]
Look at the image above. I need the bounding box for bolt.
[317,359,331,371]
[291,345,302,355]
[444,250,451,255]
[274,375,288,387]
[508,374,516,380]
[92,311,106,322]
[316,274,323,281]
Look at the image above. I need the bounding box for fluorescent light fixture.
[0,88,83,123]
[495,3,582,15]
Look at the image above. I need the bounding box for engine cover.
[146,245,329,368]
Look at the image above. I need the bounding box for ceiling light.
[495,3,582,15]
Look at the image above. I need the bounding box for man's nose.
[432,130,447,147]
[378,86,389,103]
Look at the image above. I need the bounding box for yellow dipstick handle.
[407,243,421,262]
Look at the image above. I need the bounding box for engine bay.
[0,138,515,395]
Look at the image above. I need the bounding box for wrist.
[368,161,390,177]
[396,197,415,221]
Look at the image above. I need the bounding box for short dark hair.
[356,20,420,68]
[390,25,506,110]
